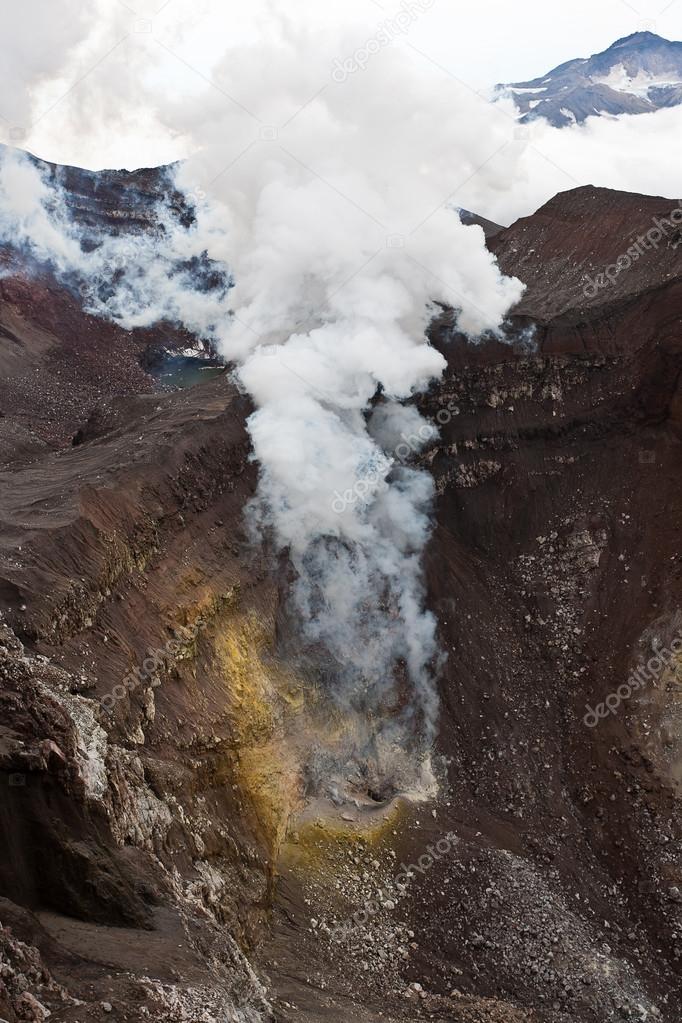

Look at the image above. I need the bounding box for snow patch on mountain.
[593,64,682,100]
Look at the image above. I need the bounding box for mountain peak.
[499,31,682,127]
[608,31,668,47]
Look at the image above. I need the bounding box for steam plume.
[0,23,525,791]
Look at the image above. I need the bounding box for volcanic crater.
[0,158,681,1022]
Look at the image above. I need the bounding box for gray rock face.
[497,31,682,127]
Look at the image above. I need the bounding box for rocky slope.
[498,31,682,126]
[0,163,681,1022]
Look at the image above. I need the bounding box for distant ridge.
[497,32,682,127]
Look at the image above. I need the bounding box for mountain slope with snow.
[498,31,682,126]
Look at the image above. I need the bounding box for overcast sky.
[144,0,682,90]
[387,0,682,87]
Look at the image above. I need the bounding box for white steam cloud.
[0,1,96,143]
[463,99,682,225]
[161,34,523,761]
[0,22,525,787]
